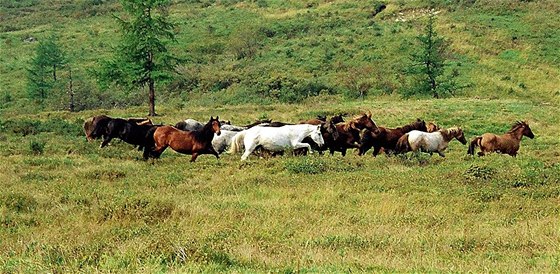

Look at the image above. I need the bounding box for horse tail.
[228,131,246,154]
[395,134,410,154]
[467,136,482,155]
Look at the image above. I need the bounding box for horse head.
[352,112,377,131]
[412,118,427,131]
[316,115,327,121]
[322,119,340,141]
[330,114,345,124]
[519,121,535,139]
[427,122,440,133]
[209,116,222,136]
[454,128,468,145]
[309,125,325,147]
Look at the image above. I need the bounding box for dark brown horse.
[83,115,152,142]
[96,118,159,159]
[358,119,427,156]
[294,117,341,156]
[327,111,377,156]
[299,114,344,126]
[467,121,534,157]
[152,116,221,162]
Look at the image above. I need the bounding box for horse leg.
[372,146,381,157]
[100,136,112,148]
[437,151,445,157]
[292,143,312,153]
[341,148,347,157]
[190,152,199,162]
[241,143,258,161]
[207,147,220,159]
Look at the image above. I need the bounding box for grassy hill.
[0,0,559,272]
[1,0,559,113]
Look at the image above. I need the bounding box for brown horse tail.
[395,134,411,154]
[228,131,246,154]
[467,136,482,155]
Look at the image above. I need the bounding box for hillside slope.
[0,0,559,112]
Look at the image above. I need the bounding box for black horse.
[100,118,159,159]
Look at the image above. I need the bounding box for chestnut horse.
[327,111,378,156]
[467,121,534,157]
[358,118,427,156]
[426,122,440,133]
[152,117,221,162]
[396,127,467,157]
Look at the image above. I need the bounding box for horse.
[396,127,467,157]
[152,117,221,162]
[175,118,230,131]
[295,116,342,155]
[228,124,325,161]
[220,124,246,131]
[243,119,272,128]
[427,122,440,133]
[83,115,111,141]
[84,115,152,142]
[98,118,159,159]
[326,111,378,156]
[212,130,239,154]
[467,121,534,157]
[358,118,427,156]
[299,114,344,126]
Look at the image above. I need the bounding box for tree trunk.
[148,78,156,116]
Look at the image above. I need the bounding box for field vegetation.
[0,0,559,272]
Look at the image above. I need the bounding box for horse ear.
[367,110,372,118]
[216,116,219,121]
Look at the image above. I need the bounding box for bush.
[29,139,46,155]
[284,158,327,174]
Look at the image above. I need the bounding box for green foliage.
[26,35,67,103]
[403,14,459,98]
[97,0,177,115]
[28,139,46,155]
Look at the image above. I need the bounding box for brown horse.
[327,111,377,156]
[299,114,344,126]
[358,118,427,156]
[426,122,440,133]
[152,116,221,162]
[467,121,534,157]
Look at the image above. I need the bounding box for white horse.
[229,124,325,160]
[396,127,467,157]
[212,130,239,154]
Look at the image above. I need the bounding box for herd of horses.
[82,112,535,162]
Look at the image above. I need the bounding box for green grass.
[1,0,559,272]
[1,97,559,272]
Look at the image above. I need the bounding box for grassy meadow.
[1,0,560,272]
[1,97,559,272]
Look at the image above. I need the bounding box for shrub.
[1,192,38,213]
[284,158,327,174]
[29,139,46,155]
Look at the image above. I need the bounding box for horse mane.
[508,121,527,133]
[439,127,461,140]
[399,119,424,132]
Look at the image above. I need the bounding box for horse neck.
[507,127,525,141]
[439,129,456,142]
[197,122,216,140]
[399,124,418,133]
